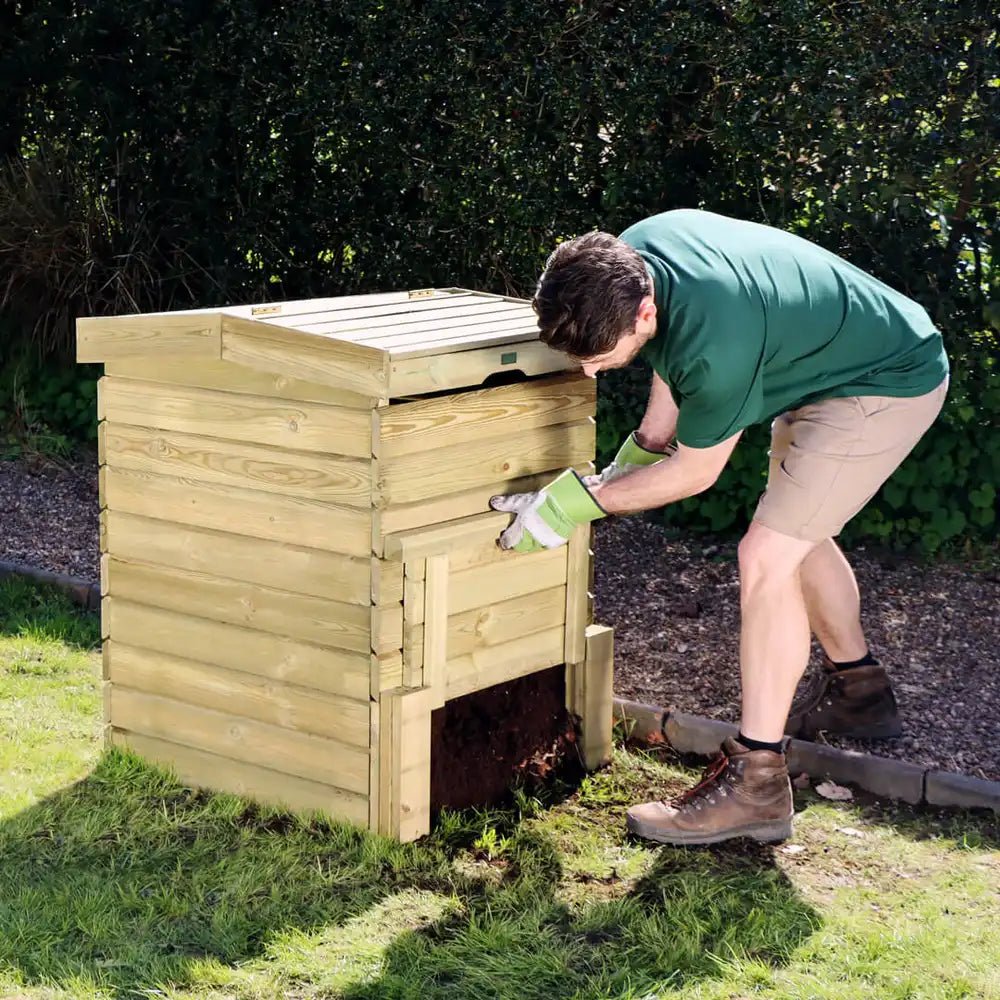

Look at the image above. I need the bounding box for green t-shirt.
[620,210,949,448]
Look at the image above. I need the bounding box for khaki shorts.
[753,379,948,542]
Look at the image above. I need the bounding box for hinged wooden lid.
[77,287,575,399]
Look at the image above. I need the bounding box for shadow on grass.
[0,749,821,999]
[0,576,99,651]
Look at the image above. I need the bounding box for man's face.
[576,294,658,377]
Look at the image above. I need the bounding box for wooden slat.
[300,300,523,338]
[404,547,567,626]
[104,558,371,652]
[107,641,370,745]
[387,340,575,395]
[402,561,426,688]
[102,422,371,506]
[372,650,404,697]
[564,525,591,664]
[379,687,434,841]
[111,731,369,827]
[379,419,595,506]
[572,624,615,770]
[377,464,593,540]
[271,294,480,332]
[104,511,371,606]
[111,688,369,794]
[101,466,372,556]
[423,555,449,707]
[103,357,376,408]
[383,511,510,561]
[372,603,404,656]
[405,584,567,673]
[380,374,595,458]
[384,326,539,357]
[99,375,371,458]
[446,627,565,701]
[372,557,404,606]
[77,313,222,363]
[106,598,370,701]
[221,315,389,399]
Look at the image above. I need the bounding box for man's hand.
[585,431,676,487]
[490,469,606,552]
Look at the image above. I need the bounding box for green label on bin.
[501,351,518,365]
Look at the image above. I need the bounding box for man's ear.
[636,294,657,326]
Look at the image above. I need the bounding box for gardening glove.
[585,431,676,487]
[490,469,606,553]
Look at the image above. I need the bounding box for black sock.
[831,651,880,671]
[736,732,784,754]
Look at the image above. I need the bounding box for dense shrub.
[0,1,996,549]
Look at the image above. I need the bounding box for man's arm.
[590,430,742,515]
[634,370,679,451]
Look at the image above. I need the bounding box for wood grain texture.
[446,627,565,701]
[564,525,592,665]
[221,315,389,399]
[576,624,615,770]
[299,299,522,339]
[104,558,372,652]
[378,419,595,506]
[111,688,369,793]
[102,422,371,505]
[378,687,434,841]
[107,641,370,745]
[387,340,574,396]
[422,554,449,707]
[77,313,222,363]
[102,357,376,408]
[111,730,369,827]
[103,510,371,605]
[99,375,371,458]
[101,466,372,556]
[105,598,371,701]
[379,374,595,458]
[360,313,533,350]
[383,511,510,561]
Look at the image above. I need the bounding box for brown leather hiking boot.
[784,657,902,741]
[626,737,793,846]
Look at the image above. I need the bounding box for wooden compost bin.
[77,286,614,842]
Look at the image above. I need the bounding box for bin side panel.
[77,313,221,364]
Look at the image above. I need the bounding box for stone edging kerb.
[615,697,1000,814]
[0,560,101,612]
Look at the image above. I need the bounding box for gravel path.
[2,453,998,781]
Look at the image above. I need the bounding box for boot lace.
[670,751,730,808]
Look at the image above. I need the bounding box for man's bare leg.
[799,538,868,662]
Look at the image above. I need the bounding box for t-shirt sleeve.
[670,295,766,449]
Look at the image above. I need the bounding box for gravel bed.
[2,453,998,781]
[594,516,1000,782]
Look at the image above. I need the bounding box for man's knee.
[738,522,818,592]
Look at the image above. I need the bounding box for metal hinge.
[251,305,282,316]
[407,288,435,300]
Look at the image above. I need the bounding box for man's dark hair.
[532,231,650,357]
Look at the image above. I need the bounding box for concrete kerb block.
[0,558,98,611]
[612,698,667,743]
[665,711,738,755]
[786,738,925,805]
[925,771,1000,813]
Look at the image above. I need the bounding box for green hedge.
[0,1,996,549]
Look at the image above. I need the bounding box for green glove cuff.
[616,431,669,467]
[544,469,607,526]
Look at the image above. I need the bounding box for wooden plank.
[564,525,591,664]
[104,558,371,652]
[377,465,593,538]
[372,651,404,697]
[273,293,480,332]
[379,419,595,506]
[103,357,376,408]
[107,641,369,745]
[221,314,389,399]
[446,627,565,701]
[102,422,370,506]
[377,692,395,834]
[404,546,568,626]
[383,511,510,561]
[406,584,567,672]
[105,598,370,701]
[381,687,434,841]
[572,625,615,770]
[77,313,222,363]
[388,340,575,396]
[101,466,372,556]
[104,510,371,605]
[384,326,540,357]
[402,561,426,688]
[99,374,371,458]
[372,557,404,606]
[380,375,594,459]
[356,311,532,348]
[301,300,523,339]
[372,603,404,656]
[423,555,449,707]
[112,730,369,827]
[110,688,369,795]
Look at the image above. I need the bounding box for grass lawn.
[1,577,998,1000]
